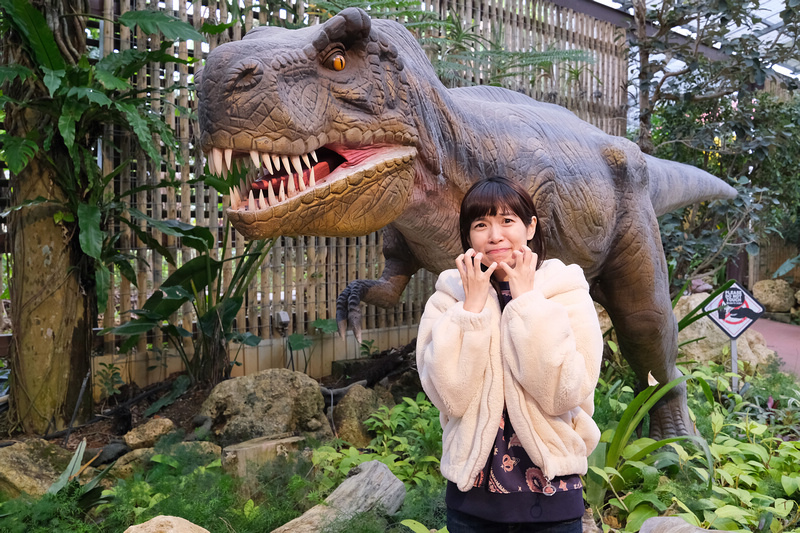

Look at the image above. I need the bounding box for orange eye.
[325,52,346,71]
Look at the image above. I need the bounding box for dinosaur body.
[197,8,736,439]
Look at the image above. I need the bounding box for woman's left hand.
[497,246,537,299]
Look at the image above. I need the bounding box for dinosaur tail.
[645,154,737,216]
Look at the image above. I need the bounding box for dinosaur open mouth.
[204,144,413,212]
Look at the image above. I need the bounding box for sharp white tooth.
[279,180,286,202]
[291,155,303,176]
[302,154,311,168]
[287,173,297,197]
[213,148,224,175]
[309,167,316,187]
[272,154,281,171]
[224,148,233,171]
[250,150,261,168]
[230,185,240,209]
[268,182,277,205]
[299,173,306,192]
[311,150,318,163]
[259,189,268,209]
[281,156,291,175]
[248,190,256,211]
[207,152,216,175]
[262,152,274,174]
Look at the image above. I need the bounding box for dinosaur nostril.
[228,60,263,91]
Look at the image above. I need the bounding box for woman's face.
[468,210,536,274]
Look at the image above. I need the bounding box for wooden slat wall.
[87,0,627,390]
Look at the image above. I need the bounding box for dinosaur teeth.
[291,155,303,176]
[309,167,316,187]
[278,180,286,202]
[224,148,233,171]
[250,150,261,168]
[311,150,318,163]
[302,154,311,168]
[262,152,274,174]
[259,189,268,209]
[268,181,277,205]
[213,148,224,177]
[298,174,306,192]
[287,173,297,197]
[230,185,240,209]
[272,154,281,171]
[281,156,291,176]
[248,190,256,211]
[207,152,216,174]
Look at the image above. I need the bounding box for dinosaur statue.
[196,8,736,439]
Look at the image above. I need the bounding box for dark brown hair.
[459,176,546,268]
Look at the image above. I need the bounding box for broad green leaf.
[0,65,33,84]
[114,102,160,161]
[144,374,190,417]
[288,333,314,351]
[94,69,131,91]
[119,10,204,42]
[714,504,755,522]
[47,439,87,494]
[200,20,237,35]
[67,87,112,107]
[0,0,66,70]
[42,67,65,96]
[199,296,243,336]
[109,319,158,336]
[624,492,667,512]
[781,474,798,496]
[774,254,800,278]
[58,99,88,149]
[228,331,262,347]
[400,519,432,533]
[0,196,53,217]
[624,504,659,532]
[77,203,104,260]
[0,134,39,174]
[150,454,181,469]
[127,210,214,252]
[96,263,111,312]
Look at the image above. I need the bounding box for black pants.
[447,507,583,533]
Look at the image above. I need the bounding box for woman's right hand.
[456,249,496,313]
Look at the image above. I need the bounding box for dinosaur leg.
[592,214,694,440]
[336,226,421,342]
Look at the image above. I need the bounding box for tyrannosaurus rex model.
[197,8,736,439]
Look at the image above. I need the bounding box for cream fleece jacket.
[416,258,603,492]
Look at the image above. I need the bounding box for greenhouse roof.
[556,0,799,79]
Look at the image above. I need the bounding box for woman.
[417,177,603,532]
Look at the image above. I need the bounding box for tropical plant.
[0,0,202,432]
[108,218,272,385]
[287,318,339,373]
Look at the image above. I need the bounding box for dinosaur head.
[197,8,430,239]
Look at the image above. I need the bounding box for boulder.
[674,293,775,367]
[124,417,175,450]
[640,517,722,532]
[124,515,210,532]
[108,448,154,480]
[796,288,800,306]
[200,368,332,447]
[333,384,395,448]
[753,279,796,313]
[270,460,405,533]
[0,439,79,498]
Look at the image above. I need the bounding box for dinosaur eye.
[324,52,346,71]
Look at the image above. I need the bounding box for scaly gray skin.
[197,8,737,439]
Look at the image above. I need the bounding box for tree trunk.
[3,0,92,434]
[634,0,654,155]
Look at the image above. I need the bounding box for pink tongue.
[336,147,382,166]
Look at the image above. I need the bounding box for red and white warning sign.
[703,282,764,339]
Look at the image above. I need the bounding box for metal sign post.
[703,282,764,393]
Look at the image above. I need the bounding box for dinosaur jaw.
[205,143,417,239]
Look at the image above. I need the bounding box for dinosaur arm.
[336,226,421,340]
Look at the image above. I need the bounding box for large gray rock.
[124,515,210,532]
[753,279,796,312]
[270,460,405,533]
[333,384,395,448]
[674,293,775,367]
[640,517,722,532]
[200,368,332,447]
[0,439,75,498]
